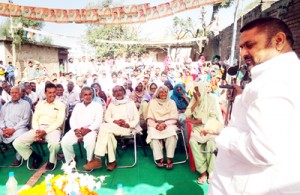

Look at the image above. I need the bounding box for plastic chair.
[0,143,7,159]
[173,127,189,165]
[102,130,147,169]
[114,132,137,168]
[28,106,68,171]
[151,123,189,166]
[103,131,136,168]
[0,143,23,168]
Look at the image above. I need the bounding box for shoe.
[83,158,102,170]
[11,159,22,167]
[107,161,117,171]
[31,155,43,169]
[46,162,55,171]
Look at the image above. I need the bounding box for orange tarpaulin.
[0,0,223,25]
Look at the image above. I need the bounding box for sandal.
[156,159,164,168]
[166,162,174,170]
[197,175,207,184]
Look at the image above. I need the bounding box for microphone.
[227,65,239,76]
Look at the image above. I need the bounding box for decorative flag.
[0,0,223,25]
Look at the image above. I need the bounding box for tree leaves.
[86,24,145,57]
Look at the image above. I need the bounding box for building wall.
[147,48,168,62]
[204,0,300,63]
[0,42,6,64]
[4,42,64,78]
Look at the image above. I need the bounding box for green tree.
[166,16,204,59]
[87,24,145,57]
[0,16,44,47]
[85,0,145,57]
[168,16,199,39]
[0,21,10,38]
[40,36,53,44]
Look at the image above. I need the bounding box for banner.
[9,4,21,17]
[0,3,10,17]
[0,0,223,25]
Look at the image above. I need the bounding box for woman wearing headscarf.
[171,83,191,144]
[183,69,194,92]
[185,82,223,184]
[164,80,174,97]
[91,84,107,116]
[91,83,107,103]
[139,83,157,122]
[122,81,131,96]
[139,82,157,144]
[146,86,179,169]
[130,81,145,109]
[171,83,190,112]
[210,77,221,97]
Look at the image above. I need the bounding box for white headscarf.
[147,85,178,121]
[188,81,211,123]
[111,91,135,122]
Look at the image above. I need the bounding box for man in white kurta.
[209,18,300,194]
[84,85,141,171]
[61,87,103,166]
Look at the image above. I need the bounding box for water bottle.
[115,183,125,195]
[44,182,55,195]
[6,172,18,195]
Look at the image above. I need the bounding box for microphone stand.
[224,88,235,126]
[223,65,240,126]
[224,65,251,126]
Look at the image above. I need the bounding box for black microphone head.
[227,65,239,76]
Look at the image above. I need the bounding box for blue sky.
[0,0,255,47]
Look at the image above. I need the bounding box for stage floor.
[0,143,208,195]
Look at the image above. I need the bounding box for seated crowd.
[0,55,228,184]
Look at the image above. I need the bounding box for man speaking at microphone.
[209,17,300,194]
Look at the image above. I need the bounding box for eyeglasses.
[150,87,157,90]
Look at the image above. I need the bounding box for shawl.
[147,85,178,121]
[111,96,135,122]
[111,96,131,106]
[185,81,224,143]
[171,83,190,110]
[142,93,153,102]
[185,82,211,124]
[142,82,156,102]
[130,82,145,107]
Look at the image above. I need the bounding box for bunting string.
[0,0,223,25]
